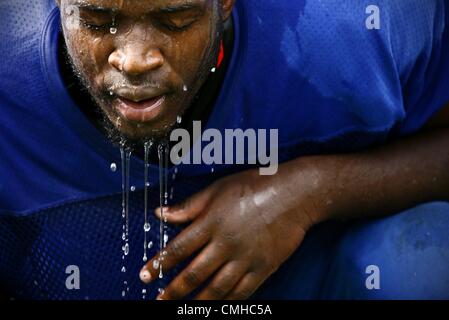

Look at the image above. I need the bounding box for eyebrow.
[75,3,115,14]
[158,3,203,14]
[72,1,204,14]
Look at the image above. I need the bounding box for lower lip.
[115,95,166,122]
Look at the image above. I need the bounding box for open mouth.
[115,95,166,123]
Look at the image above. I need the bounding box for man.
[0,0,448,300]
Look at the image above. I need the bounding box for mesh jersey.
[0,0,448,299]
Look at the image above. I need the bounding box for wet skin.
[58,0,449,300]
[59,0,232,141]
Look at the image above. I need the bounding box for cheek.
[65,31,113,88]
[90,36,114,87]
[168,22,215,84]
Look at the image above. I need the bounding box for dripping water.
[143,141,153,264]
[120,146,131,298]
[157,142,169,280]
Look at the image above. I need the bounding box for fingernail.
[140,269,151,283]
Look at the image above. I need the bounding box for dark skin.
[58,0,233,141]
[57,0,449,300]
[142,110,449,300]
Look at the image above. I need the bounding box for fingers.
[140,222,210,283]
[155,185,217,224]
[195,262,248,300]
[157,244,225,300]
[225,272,263,300]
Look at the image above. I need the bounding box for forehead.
[66,0,208,13]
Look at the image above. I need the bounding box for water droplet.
[153,259,160,270]
[158,288,165,295]
[143,254,147,262]
[159,268,163,279]
[182,85,188,92]
[122,243,129,256]
[122,290,126,297]
[211,67,216,73]
[144,223,151,232]
[148,241,153,249]
[122,232,126,240]
[142,289,147,294]
[162,251,167,256]
[211,167,215,173]
[110,163,117,172]
[109,91,114,96]
[110,27,117,34]
[176,116,182,124]
[164,234,168,244]
[121,266,126,273]
[145,182,150,187]
[130,186,136,192]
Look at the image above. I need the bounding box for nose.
[108,45,164,75]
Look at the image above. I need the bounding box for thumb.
[155,185,216,224]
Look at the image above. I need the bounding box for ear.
[221,0,235,22]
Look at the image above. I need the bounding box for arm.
[282,105,449,225]
[140,103,449,300]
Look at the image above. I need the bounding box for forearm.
[277,128,449,225]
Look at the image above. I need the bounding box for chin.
[95,92,186,147]
[104,114,176,148]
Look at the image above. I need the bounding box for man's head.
[58,0,234,146]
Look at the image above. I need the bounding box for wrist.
[274,156,337,227]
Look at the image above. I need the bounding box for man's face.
[60,0,231,144]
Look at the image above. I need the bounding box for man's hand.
[139,169,317,300]
[139,104,449,301]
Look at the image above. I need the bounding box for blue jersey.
[0,0,448,299]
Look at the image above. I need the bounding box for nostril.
[110,48,164,75]
[108,51,125,72]
[146,50,164,69]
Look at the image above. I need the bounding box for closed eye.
[156,4,203,32]
[157,11,201,32]
[78,6,115,30]
[159,19,197,32]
